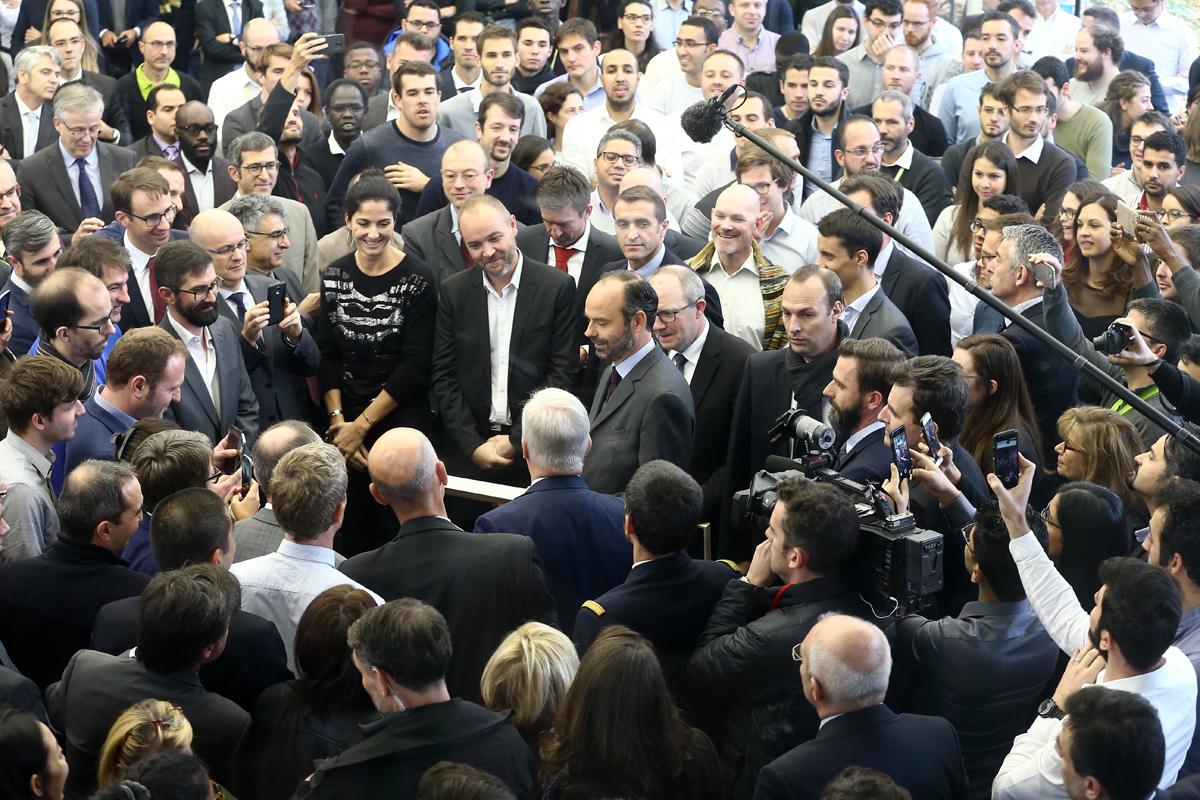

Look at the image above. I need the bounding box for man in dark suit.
[0,460,151,691]
[822,337,906,485]
[96,0,161,73]
[90,488,293,712]
[1,211,62,357]
[0,664,49,724]
[648,264,752,522]
[475,387,630,635]
[0,47,61,162]
[155,240,261,445]
[130,84,187,162]
[114,21,206,144]
[175,102,238,229]
[194,0,265,93]
[839,174,952,356]
[754,614,967,800]
[46,565,251,798]
[580,270,694,495]
[47,18,131,145]
[232,420,320,561]
[431,195,577,484]
[339,428,558,704]
[817,208,918,357]
[16,84,137,237]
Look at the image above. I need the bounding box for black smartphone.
[320,33,346,54]
[0,289,9,334]
[920,411,943,466]
[223,426,243,475]
[994,429,1020,489]
[239,454,254,500]
[267,281,287,326]
[890,424,912,482]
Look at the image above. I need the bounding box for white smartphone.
[1117,200,1140,235]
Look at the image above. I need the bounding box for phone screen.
[994,430,1019,489]
[0,289,9,329]
[890,425,912,482]
[920,412,942,465]
[240,454,254,500]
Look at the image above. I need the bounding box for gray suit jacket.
[436,89,548,141]
[401,205,466,290]
[16,142,137,234]
[159,313,261,446]
[221,95,323,157]
[362,92,390,133]
[219,194,321,295]
[850,288,919,357]
[581,344,695,495]
[130,135,167,161]
[232,506,284,563]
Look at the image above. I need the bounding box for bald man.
[207,18,280,134]
[338,427,557,704]
[114,21,205,143]
[430,195,576,484]
[755,614,967,800]
[0,160,22,273]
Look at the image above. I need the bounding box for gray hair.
[53,82,104,120]
[1001,224,1063,272]
[804,620,891,709]
[15,46,61,79]
[229,192,285,232]
[226,131,277,169]
[874,90,913,123]
[2,210,57,261]
[521,388,590,473]
[651,264,704,306]
[270,442,348,542]
[370,435,439,507]
[252,420,320,501]
[595,129,642,160]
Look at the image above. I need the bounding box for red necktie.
[459,236,472,268]
[147,256,166,323]
[553,245,573,273]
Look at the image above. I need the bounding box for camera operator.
[688,476,894,800]
[1037,250,1190,449]
[1109,318,1200,427]
[821,337,906,484]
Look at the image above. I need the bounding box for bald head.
[444,139,490,172]
[189,209,246,248]
[242,17,279,46]
[368,429,443,516]
[619,166,665,197]
[143,20,173,41]
[803,615,891,713]
[252,420,319,500]
[717,182,759,214]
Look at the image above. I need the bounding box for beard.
[812,99,842,119]
[598,322,637,362]
[180,300,219,328]
[829,397,863,438]
[1076,59,1103,83]
[1087,621,1109,659]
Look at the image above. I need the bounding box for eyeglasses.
[656,300,698,323]
[868,17,902,30]
[178,123,218,137]
[791,642,804,664]
[65,124,100,138]
[329,103,365,114]
[144,39,176,49]
[247,227,290,241]
[693,7,725,16]
[598,151,641,167]
[979,251,999,265]
[622,12,652,23]
[346,61,380,71]
[961,523,975,554]
[125,707,185,745]
[405,19,440,30]
[110,428,136,461]
[970,218,986,232]
[171,279,223,301]
[1039,504,1059,529]
[127,203,178,228]
[50,36,85,48]
[208,465,224,483]
[69,303,117,333]
[441,169,482,183]
[1058,207,1079,220]
[673,38,708,48]
[1164,210,1195,223]
[744,180,779,196]
[0,485,8,502]
[1061,438,1084,454]
[0,185,21,202]
[1011,105,1048,116]
[205,238,250,257]
[239,161,280,177]
[844,143,885,158]
[49,8,80,18]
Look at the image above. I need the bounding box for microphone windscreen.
[680,100,723,144]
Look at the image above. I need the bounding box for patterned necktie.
[604,368,622,404]
[459,236,472,268]
[673,353,687,373]
[147,255,166,324]
[287,6,320,43]
[76,158,101,219]
[231,0,241,34]
[552,244,573,273]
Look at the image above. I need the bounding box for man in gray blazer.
[581,270,694,495]
[234,420,320,561]
[16,83,137,238]
[817,208,918,357]
[154,240,261,446]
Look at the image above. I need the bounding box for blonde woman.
[1054,406,1144,515]
[97,701,194,786]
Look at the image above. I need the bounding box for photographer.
[687,477,894,800]
[1038,251,1190,449]
[1107,318,1200,427]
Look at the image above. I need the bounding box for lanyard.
[891,167,905,183]
[1111,384,1160,416]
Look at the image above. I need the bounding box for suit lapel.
[36,111,56,152]
[160,318,220,428]
[174,153,200,222]
[881,253,901,295]
[435,207,464,277]
[463,274,491,388]
[510,264,538,345]
[690,327,720,409]
[211,321,234,429]
[0,97,20,158]
[213,159,237,207]
[97,144,119,220]
[123,265,152,329]
[591,346,661,429]
[851,291,884,338]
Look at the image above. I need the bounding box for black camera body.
[1092,322,1132,355]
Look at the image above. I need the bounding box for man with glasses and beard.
[155,239,260,446]
[820,337,905,484]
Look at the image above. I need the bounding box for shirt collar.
[218,279,249,300]
[1007,295,1043,322]
[845,282,879,315]
[59,140,96,167]
[674,317,709,365]
[842,419,885,454]
[327,129,346,156]
[632,243,668,277]
[874,240,893,280]
[152,132,176,153]
[166,307,209,345]
[180,152,212,177]
[449,202,460,234]
[889,140,914,170]
[722,251,760,277]
[614,338,656,378]
[9,271,33,295]
[124,229,156,262]
[483,252,524,298]
[591,188,613,217]
[14,94,37,116]
[5,429,53,478]
[766,202,799,240]
[94,389,137,428]
[276,537,344,566]
[1007,131,1045,163]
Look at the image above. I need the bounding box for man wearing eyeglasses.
[15,83,136,240]
[174,102,238,228]
[646,17,718,115]
[29,267,114,405]
[228,193,305,306]
[46,18,130,148]
[113,21,205,144]
[836,0,903,112]
[997,71,1077,228]
[206,18,281,136]
[584,129,643,236]
[219,42,325,160]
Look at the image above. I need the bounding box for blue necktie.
[75,158,100,219]
[231,0,241,35]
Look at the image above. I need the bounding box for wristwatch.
[1037,698,1066,720]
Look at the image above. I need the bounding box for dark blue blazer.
[64,393,132,477]
[1,277,37,359]
[94,223,191,331]
[96,0,160,39]
[117,513,157,576]
[1066,51,1169,114]
[474,475,630,636]
[0,665,49,725]
[835,425,892,485]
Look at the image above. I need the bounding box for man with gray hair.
[474,388,630,635]
[226,192,305,303]
[871,89,953,226]
[16,82,137,237]
[586,128,643,237]
[754,614,967,800]
[0,46,62,161]
[233,419,321,562]
[339,428,556,704]
[232,441,383,672]
[1,210,62,356]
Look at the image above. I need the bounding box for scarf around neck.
[688,239,790,351]
[37,337,97,401]
[784,320,848,415]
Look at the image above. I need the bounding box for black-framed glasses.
[598,151,640,167]
[111,428,136,462]
[405,18,441,30]
[125,707,185,745]
[1039,504,1059,529]
[0,485,8,502]
[1164,210,1195,223]
[970,218,986,231]
[247,227,289,241]
[205,238,250,257]
[622,12,652,23]
[171,279,223,301]
[208,465,224,484]
[177,123,218,137]
[69,303,117,333]
[791,642,803,663]
[0,185,21,202]
[127,203,177,228]
[962,522,975,554]
[239,161,280,177]
[656,300,698,323]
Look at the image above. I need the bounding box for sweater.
[411,163,544,225]
[1052,102,1114,181]
[1012,139,1078,228]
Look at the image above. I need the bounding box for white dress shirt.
[14,92,40,157]
[667,316,709,384]
[230,538,385,672]
[800,179,937,258]
[760,203,819,272]
[208,65,261,132]
[544,220,591,284]
[948,258,980,347]
[840,282,879,332]
[61,141,101,212]
[485,253,523,426]
[1023,7,1081,63]
[647,72,704,115]
[181,152,215,213]
[1120,9,1197,108]
[560,102,682,183]
[166,310,220,414]
[218,278,253,321]
[124,230,157,314]
[695,252,767,351]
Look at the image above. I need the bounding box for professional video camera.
[733,410,944,616]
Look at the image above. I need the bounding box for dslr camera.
[1092,322,1134,356]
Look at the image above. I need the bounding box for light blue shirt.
[92,387,137,429]
[60,140,101,213]
[936,68,992,146]
[614,338,656,379]
[806,116,834,199]
[632,244,669,278]
[650,0,693,52]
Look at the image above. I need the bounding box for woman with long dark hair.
[604,0,663,72]
[953,334,1042,472]
[540,626,724,799]
[1098,70,1153,169]
[1051,178,1107,248]
[1043,482,1132,610]
[814,6,860,57]
[935,141,1020,266]
[0,709,68,800]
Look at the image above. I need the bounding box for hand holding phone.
[890,425,912,482]
[993,429,1019,489]
[267,282,287,326]
[223,426,244,475]
[920,412,943,467]
[1116,200,1140,237]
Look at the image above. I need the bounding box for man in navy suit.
[64,326,187,474]
[754,614,967,800]
[475,388,630,636]
[1,211,63,357]
[822,337,906,485]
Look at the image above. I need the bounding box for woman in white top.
[934,140,1021,267]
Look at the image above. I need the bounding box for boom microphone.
[679,83,742,143]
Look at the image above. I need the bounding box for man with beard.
[30,268,114,404]
[852,46,949,158]
[836,0,904,112]
[785,56,850,201]
[438,26,547,142]
[174,102,238,228]
[1030,56,1113,182]
[649,264,754,520]
[822,338,907,488]
[990,458,1197,799]
[579,269,694,495]
[936,11,1022,144]
[647,17,719,115]
[1,212,61,357]
[1065,24,1123,108]
[1123,130,1186,213]
[903,0,957,107]
[871,90,953,224]
[430,195,576,485]
[155,239,260,446]
[1065,8,1167,113]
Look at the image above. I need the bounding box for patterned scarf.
[37,338,97,401]
[688,240,790,351]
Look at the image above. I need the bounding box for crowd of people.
[5,0,1200,798]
